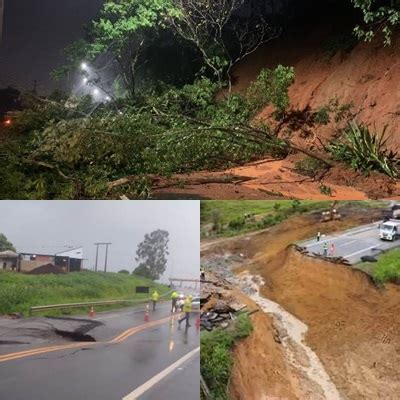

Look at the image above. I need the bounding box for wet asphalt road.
[0,303,200,400]
[300,221,400,264]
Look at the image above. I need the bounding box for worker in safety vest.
[171,291,179,313]
[178,295,192,328]
[152,290,160,311]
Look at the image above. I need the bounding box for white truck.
[379,220,400,241]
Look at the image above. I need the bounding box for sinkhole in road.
[54,329,96,342]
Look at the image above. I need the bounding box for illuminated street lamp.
[93,88,100,96]
[81,62,88,71]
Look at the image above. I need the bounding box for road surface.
[299,221,400,264]
[0,303,200,400]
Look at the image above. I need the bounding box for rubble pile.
[200,300,247,331]
[201,272,247,331]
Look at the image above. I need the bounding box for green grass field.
[359,248,400,284]
[0,270,169,316]
[201,200,387,238]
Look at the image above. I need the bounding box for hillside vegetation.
[201,200,385,237]
[0,270,169,316]
[360,248,400,284]
[1,0,399,199]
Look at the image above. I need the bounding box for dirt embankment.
[203,209,400,399]
[202,272,302,400]
[156,26,400,200]
[256,249,400,400]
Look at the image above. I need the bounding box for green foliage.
[313,106,331,125]
[257,214,285,229]
[247,65,295,116]
[273,203,281,211]
[319,184,333,196]
[201,200,332,237]
[0,270,168,315]
[361,248,400,284]
[352,0,400,45]
[133,265,153,279]
[291,199,301,212]
[135,229,169,280]
[228,217,246,230]
[118,269,130,274]
[1,73,293,199]
[294,157,328,178]
[327,121,399,178]
[201,314,252,400]
[0,233,16,252]
[312,99,353,125]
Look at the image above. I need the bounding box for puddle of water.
[235,273,342,400]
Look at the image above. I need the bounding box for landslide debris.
[201,271,302,400]
[202,207,400,399]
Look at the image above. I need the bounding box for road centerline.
[0,315,174,363]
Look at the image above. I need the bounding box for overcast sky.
[0,201,200,282]
[0,0,104,92]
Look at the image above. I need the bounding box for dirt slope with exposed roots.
[158,25,400,200]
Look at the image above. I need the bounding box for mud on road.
[201,210,400,399]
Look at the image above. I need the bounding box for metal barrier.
[29,290,173,316]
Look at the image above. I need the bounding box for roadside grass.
[359,248,400,284]
[201,313,252,400]
[201,200,386,238]
[0,270,169,316]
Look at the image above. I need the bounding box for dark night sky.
[0,0,104,93]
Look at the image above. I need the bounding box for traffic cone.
[144,303,150,322]
[89,306,95,318]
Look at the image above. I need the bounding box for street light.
[83,77,88,84]
[81,62,88,71]
[93,88,100,96]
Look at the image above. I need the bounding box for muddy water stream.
[235,272,342,400]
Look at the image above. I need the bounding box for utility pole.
[94,242,112,272]
[104,243,110,273]
[94,243,99,272]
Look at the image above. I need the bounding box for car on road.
[175,293,200,312]
[192,296,200,310]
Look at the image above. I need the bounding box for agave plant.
[328,121,399,178]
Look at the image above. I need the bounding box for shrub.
[294,157,328,178]
[201,314,252,400]
[313,106,331,125]
[228,217,246,230]
[246,65,295,116]
[327,121,399,178]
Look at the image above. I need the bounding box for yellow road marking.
[0,315,173,363]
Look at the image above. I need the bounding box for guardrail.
[29,290,173,316]
[200,374,211,399]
